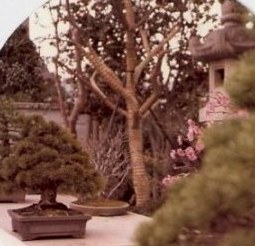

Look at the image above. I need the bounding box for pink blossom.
[187,123,201,139]
[215,91,230,107]
[187,153,197,161]
[162,175,181,187]
[185,147,197,161]
[187,119,195,127]
[177,148,185,157]
[177,135,183,145]
[206,101,216,113]
[170,150,176,159]
[187,130,194,141]
[192,125,201,135]
[185,146,195,155]
[206,91,232,116]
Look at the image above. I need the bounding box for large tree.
[45,0,217,206]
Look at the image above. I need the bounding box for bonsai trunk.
[39,187,57,205]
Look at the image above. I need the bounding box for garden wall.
[14,102,90,149]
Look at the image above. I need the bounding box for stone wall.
[15,102,90,149]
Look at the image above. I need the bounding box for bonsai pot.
[70,199,129,216]
[8,209,91,241]
[0,191,26,202]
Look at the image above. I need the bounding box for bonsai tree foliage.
[0,97,22,195]
[1,115,103,210]
[135,51,255,246]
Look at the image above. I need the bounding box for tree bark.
[40,187,57,205]
[68,29,88,136]
[123,0,150,206]
[127,107,150,206]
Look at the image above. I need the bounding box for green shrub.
[135,52,255,245]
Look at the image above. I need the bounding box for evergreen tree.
[0,97,23,194]
[135,51,255,246]
[1,115,103,209]
[0,21,52,102]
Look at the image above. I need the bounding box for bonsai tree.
[1,114,103,211]
[135,52,255,245]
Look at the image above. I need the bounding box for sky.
[0,0,254,51]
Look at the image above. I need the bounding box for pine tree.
[0,22,53,102]
[1,115,103,209]
[0,97,23,194]
[135,51,255,246]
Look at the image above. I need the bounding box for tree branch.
[139,29,150,54]
[136,8,154,28]
[66,0,136,103]
[134,24,180,83]
[68,30,88,135]
[123,0,136,29]
[57,58,127,117]
[49,1,69,128]
[90,72,128,117]
[83,44,134,101]
[139,51,165,116]
[65,0,88,39]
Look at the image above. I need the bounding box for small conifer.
[2,115,103,208]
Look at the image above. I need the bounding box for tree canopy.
[0,22,53,102]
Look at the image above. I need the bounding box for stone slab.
[0,195,150,246]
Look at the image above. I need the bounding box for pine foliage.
[135,53,255,245]
[0,97,22,194]
[1,115,103,201]
[226,51,255,110]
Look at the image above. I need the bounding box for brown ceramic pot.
[8,209,91,241]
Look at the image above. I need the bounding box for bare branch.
[65,0,88,38]
[123,0,136,29]
[54,58,76,76]
[123,0,138,97]
[107,167,130,199]
[139,29,150,54]
[139,51,165,116]
[134,24,180,83]
[136,8,154,28]
[80,43,138,104]
[49,2,69,128]
[68,30,88,134]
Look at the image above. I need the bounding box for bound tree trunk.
[127,110,150,207]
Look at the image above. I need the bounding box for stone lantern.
[189,0,255,122]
